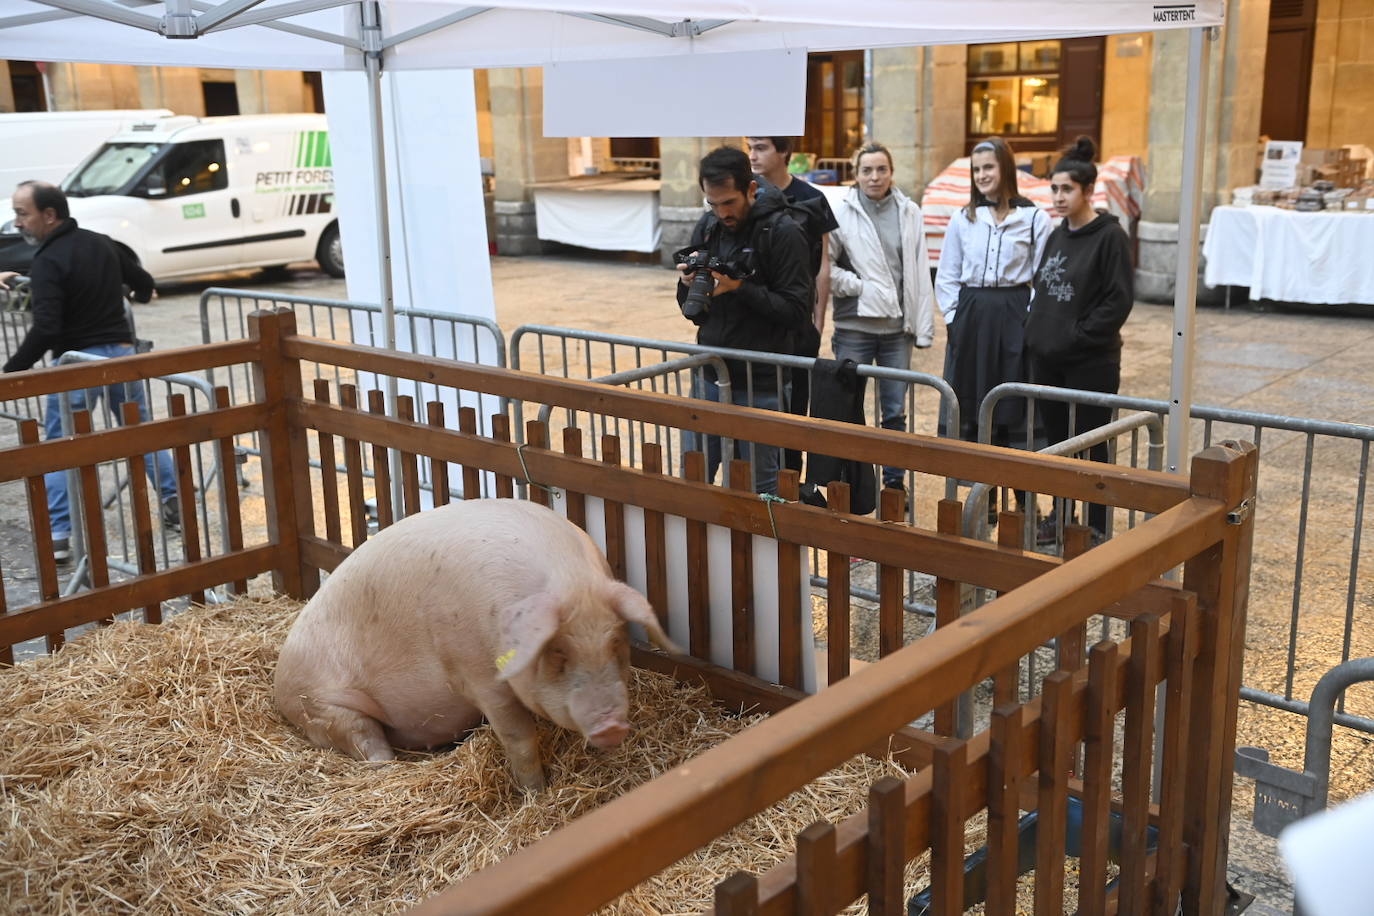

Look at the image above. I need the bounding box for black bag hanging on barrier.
[802,357,878,516]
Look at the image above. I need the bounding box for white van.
[0,108,175,189]
[6,113,343,282]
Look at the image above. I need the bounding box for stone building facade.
[0,60,321,118]
[14,0,1368,303]
[481,0,1371,301]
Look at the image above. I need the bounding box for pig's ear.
[495,592,561,681]
[606,582,683,655]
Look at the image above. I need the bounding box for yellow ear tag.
[495,648,517,672]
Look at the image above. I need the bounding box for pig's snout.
[586,719,630,748]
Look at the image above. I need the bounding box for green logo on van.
[182,203,206,219]
[295,130,332,169]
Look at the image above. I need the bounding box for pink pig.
[273,498,678,789]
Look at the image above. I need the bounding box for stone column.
[136,67,206,115]
[234,70,307,114]
[921,47,969,193]
[658,137,715,265]
[488,66,570,255]
[0,63,16,113]
[44,63,85,110]
[1307,0,1374,149]
[1101,34,1154,160]
[42,63,142,110]
[870,46,966,199]
[1137,0,1270,303]
[473,69,494,161]
[871,48,923,196]
[108,66,142,108]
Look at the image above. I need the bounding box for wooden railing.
[0,339,270,659]
[701,598,1203,916]
[0,309,1258,915]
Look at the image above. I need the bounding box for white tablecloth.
[1203,205,1374,305]
[533,185,661,253]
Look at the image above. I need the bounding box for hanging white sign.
[543,48,807,138]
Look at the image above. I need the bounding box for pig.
[273,498,679,789]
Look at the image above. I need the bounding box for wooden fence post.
[248,308,319,599]
[1180,441,1258,915]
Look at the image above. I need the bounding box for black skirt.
[941,285,1031,443]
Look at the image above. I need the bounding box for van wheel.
[317,223,345,278]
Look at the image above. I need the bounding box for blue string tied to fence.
[759,492,788,539]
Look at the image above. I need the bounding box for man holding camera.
[676,146,811,495]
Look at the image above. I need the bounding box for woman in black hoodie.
[1026,137,1134,542]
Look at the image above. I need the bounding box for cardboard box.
[1315,159,1365,188]
[1301,148,1350,166]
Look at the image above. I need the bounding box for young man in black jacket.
[676,147,811,494]
[747,136,840,481]
[2,181,180,563]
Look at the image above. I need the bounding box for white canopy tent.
[0,0,1222,472]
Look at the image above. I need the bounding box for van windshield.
[64,142,165,197]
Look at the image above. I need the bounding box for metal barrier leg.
[1235,657,1374,914]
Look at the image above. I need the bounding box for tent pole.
[1166,25,1212,475]
[362,0,406,516]
[362,0,395,354]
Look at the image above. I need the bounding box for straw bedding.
[0,596,915,915]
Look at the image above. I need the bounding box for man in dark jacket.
[747,136,840,481]
[676,147,811,494]
[3,180,180,563]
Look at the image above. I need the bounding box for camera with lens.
[673,246,755,320]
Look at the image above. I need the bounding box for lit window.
[967,40,1062,140]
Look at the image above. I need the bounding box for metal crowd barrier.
[979,382,1374,743]
[199,288,510,501]
[510,323,961,503]
[964,408,1166,544]
[1235,656,1374,915]
[52,350,230,597]
[200,286,507,367]
[510,324,963,641]
[1,278,43,425]
[1,350,230,660]
[532,353,738,487]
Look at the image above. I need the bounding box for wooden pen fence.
[0,309,1257,915]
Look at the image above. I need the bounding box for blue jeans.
[44,343,178,539]
[831,328,913,487]
[683,374,782,495]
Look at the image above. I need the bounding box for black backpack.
[758,193,828,282]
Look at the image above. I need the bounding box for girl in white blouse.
[935,136,1052,446]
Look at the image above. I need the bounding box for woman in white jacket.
[935,136,1052,447]
[828,142,936,492]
